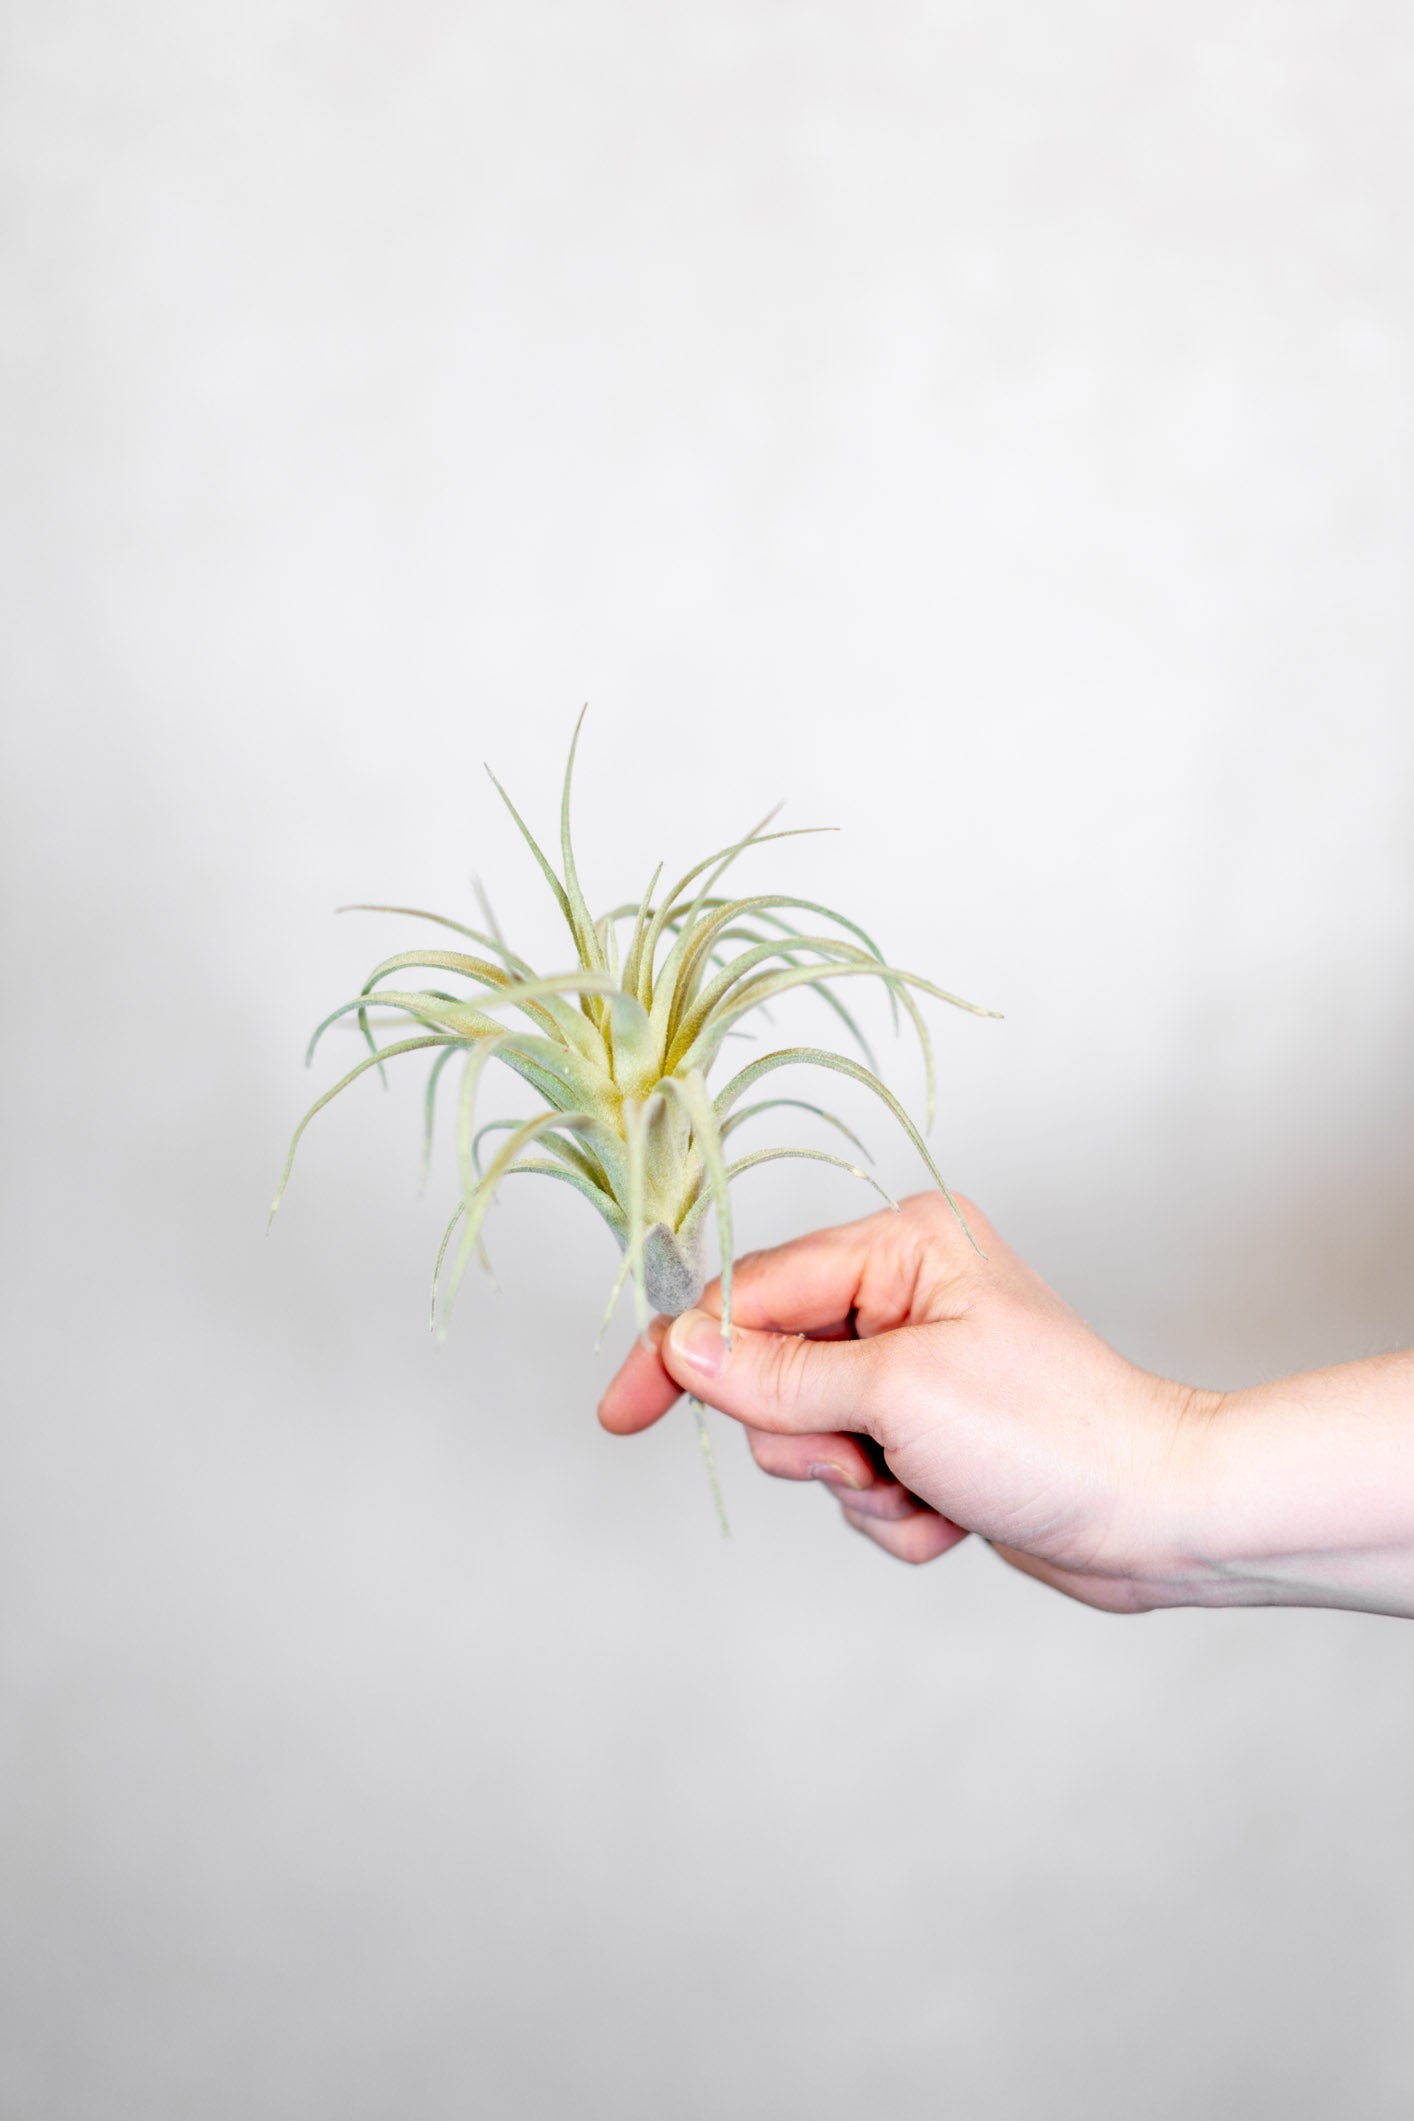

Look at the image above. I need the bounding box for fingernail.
[668,1309,728,1379]
[807,1460,864,1489]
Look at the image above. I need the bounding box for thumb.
[661,1307,885,1437]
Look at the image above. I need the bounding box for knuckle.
[904,1186,978,1234]
[761,1328,814,1415]
[726,1248,771,1312]
[897,1531,935,1566]
[841,1501,943,1566]
[746,1429,791,1476]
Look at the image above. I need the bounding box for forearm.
[1177,1352,1414,1618]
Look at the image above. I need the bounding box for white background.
[3,4,1413,2115]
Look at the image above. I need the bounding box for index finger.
[597,1211,887,1436]
[701,1209,891,1335]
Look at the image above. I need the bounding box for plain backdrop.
[3,4,1413,2117]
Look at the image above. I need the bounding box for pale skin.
[598,1193,1414,1619]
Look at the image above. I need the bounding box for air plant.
[271,711,998,1528]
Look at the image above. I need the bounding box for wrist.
[1116,1375,1231,1610]
[1160,1357,1414,1619]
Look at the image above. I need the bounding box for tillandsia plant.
[271,710,998,1529]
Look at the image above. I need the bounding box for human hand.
[599,1192,1216,1611]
